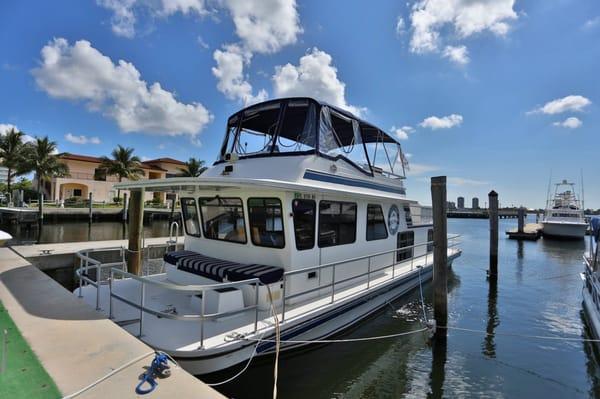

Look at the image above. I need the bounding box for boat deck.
[78,248,461,354]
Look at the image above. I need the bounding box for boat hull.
[583,287,600,342]
[172,252,460,375]
[541,221,587,239]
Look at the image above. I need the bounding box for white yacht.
[541,180,587,239]
[75,97,461,375]
[0,229,12,245]
[582,217,600,341]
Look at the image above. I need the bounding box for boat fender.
[135,352,171,395]
[426,319,437,336]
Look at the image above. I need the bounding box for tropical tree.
[100,145,145,199]
[23,136,69,215]
[0,128,30,194]
[177,157,207,177]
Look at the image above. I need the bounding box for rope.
[62,351,155,399]
[439,325,600,343]
[239,328,429,344]
[416,266,428,323]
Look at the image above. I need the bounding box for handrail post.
[78,257,84,298]
[367,258,371,289]
[254,283,259,332]
[331,265,336,303]
[108,272,114,319]
[138,281,145,337]
[392,250,396,278]
[95,262,101,311]
[200,289,205,349]
[281,279,287,322]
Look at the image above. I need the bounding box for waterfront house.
[34,154,185,204]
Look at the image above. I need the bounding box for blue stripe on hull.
[303,170,406,195]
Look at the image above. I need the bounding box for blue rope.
[135,352,171,395]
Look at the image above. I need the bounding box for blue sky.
[1,0,599,208]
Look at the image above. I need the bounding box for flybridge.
[217,97,409,179]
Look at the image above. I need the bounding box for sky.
[0,0,599,209]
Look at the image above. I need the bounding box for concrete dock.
[0,247,224,398]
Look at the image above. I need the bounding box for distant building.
[457,196,465,209]
[447,201,456,210]
[472,197,479,209]
[33,154,185,203]
[0,167,7,184]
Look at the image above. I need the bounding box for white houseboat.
[75,97,461,375]
[582,217,600,341]
[542,180,587,239]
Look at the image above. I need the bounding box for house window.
[318,201,357,248]
[427,229,434,252]
[73,189,82,197]
[94,168,107,181]
[292,199,316,250]
[366,204,388,241]
[396,231,414,262]
[248,198,284,248]
[199,197,247,243]
[180,198,201,237]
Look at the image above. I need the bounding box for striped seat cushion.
[163,250,284,285]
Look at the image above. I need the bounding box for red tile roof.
[59,153,167,171]
[142,157,186,166]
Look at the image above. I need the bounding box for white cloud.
[448,176,488,186]
[583,16,600,30]
[97,0,207,38]
[419,114,463,129]
[553,117,582,129]
[396,16,406,36]
[221,0,302,54]
[442,45,469,65]
[65,133,101,144]
[530,95,591,115]
[33,38,212,142]
[212,44,268,106]
[408,0,517,63]
[406,162,439,176]
[197,35,209,49]
[0,123,35,143]
[272,48,364,116]
[392,125,414,140]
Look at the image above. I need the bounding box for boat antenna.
[545,170,553,210]
[580,168,585,211]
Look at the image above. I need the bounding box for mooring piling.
[517,207,525,233]
[38,193,44,221]
[88,192,93,222]
[488,190,499,281]
[127,189,144,275]
[431,176,448,336]
[122,192,128,222]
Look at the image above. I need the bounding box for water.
[206,218,600,398]
[0,220,170,245]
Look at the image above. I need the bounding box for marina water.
[208,217,598,398]
[5,217,598,397]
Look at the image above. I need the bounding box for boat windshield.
[219,98,407,178]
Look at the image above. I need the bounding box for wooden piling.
[88,192,93,222]
[431,176,448,334]
[38,193,44,221]
[517,207,525,233]
[122,193,128,222]
[488,191,499,281]
[127,189,144,275]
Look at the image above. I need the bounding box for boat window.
[198,197,247,244]
[234,102,282,156]
[180,198,201,237]
[403,204,413,227]
[276,100,317,153]
[366,204,388,241]
[319,107,370,172]
[364,130,407,178]
[427,229,433,252]
[248,198,285,248]
[292,199,316,250]
[318,201,357,248]
[396,231,414,261]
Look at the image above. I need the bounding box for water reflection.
[428,335,447,399]
[482,280,499,358]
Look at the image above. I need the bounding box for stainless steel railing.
[75,234,460,348]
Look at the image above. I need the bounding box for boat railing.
[280,234,461,321]
[74,234,460,348]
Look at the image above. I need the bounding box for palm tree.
[177,157,207,177]
[100,145,145,200]
[24,136,69,215]
[0,128,30,194]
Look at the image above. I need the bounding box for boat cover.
[591,216,600,242]
[163,250,284,285]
